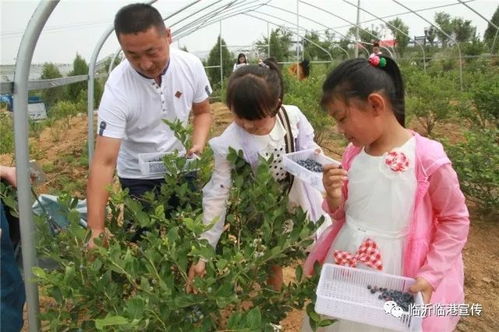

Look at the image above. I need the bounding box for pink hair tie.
[368,53,386,68]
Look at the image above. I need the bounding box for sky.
[0,0,497,65]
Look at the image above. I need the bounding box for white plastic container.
[315,264,423,332]
[283,149,340,192]
[138,152,199,176]
[28,102,47,121]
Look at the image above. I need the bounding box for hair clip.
[259,62,270,69]
[368,53,386,68]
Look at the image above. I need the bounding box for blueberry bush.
[445,127,499,217]
[29,122,332,331]
[405,70,457,137]
[444,71,499,217]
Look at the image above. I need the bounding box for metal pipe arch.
[342,0,427,72]
[13,2,60,331]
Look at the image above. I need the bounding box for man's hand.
[187,144,203,157]
[186,260,206,293]
[0,166,17,187]
[86,228,111,249]
[410,276,433,304]
[86,229,103,249]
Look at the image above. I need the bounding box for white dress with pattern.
[304,137,417,332]
[200,105,332,248]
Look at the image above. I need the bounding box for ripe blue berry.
[297,159,323,172]
[370,287,415,312]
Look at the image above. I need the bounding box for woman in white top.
[233,53,249,71]
[187,58,331,291]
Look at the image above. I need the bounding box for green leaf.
[70,197,78,209]
[318,318,336,327]
[245,307,262,329]
[306,302,321,322]
[215,281,233,298]
[136,211,151,227]
[32,267,46,280]
[95,315,128,330]
[173,295,196,308]
[216,258,228,271]
[167,227,178,243]
[154,204,165,218]
[295,265,303,282]
[92,258,102,271]
[183,217,197,232]
[191,244,215,260]
[227,312,243,328]
[126,298,145,319]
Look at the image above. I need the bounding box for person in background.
[372,41,382,55]
[86,3,212,247]
[233,53,249,72]
[288,59,310,81]
[187,58,331,292]
[0,165,26,332]
[303,55,469,331]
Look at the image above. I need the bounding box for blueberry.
[186,305,204,323]
[371,287,415,312]
[297,159,323,172]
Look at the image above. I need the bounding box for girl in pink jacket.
[303,55,469,332]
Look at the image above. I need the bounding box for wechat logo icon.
[384,300,404,318]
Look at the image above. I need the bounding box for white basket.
[28,102,47,121]
[315,264,423,332]
[138,152,199,176]
[283,149,340,193]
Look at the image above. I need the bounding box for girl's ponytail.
[379,56,405,127]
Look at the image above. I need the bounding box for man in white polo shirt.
[87,3,212,246]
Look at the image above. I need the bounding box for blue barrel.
[28,96,42,104]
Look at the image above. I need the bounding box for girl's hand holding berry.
[322,164,347,210]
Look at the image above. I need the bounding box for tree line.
[202,8,498,86]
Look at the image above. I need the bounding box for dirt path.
[6,103,498,331]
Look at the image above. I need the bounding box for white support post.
[219,20,223,87]
[13,2,61,331]
[354,0,361,57]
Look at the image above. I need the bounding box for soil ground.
[2,102,497,331]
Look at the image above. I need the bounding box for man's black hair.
[114,3,166,38]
